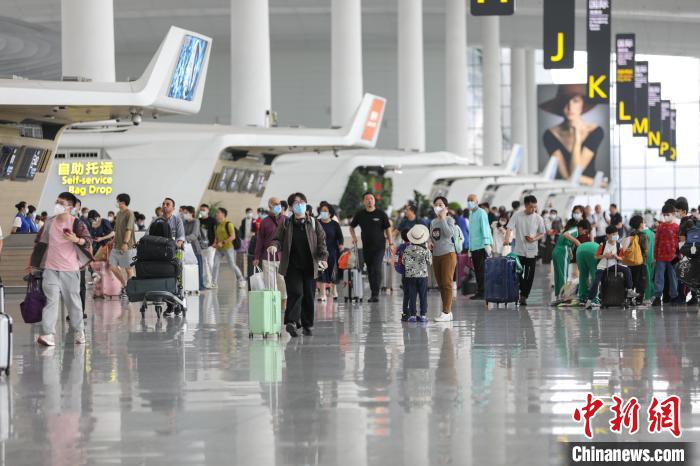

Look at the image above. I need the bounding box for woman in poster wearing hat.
[540,84,604,186]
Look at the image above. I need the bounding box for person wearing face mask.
[466,194,493,300]
[108,194,137,290]
[551,208,583,297]
[182,205,205,291]
[316,202,344,302]
[267,192,328,337]
[26,205,39,233]
[492,213,510,256]
[87,210,114,255]
[198,204,217,288]
[584,226,637,309]
[71,199,92,316]
[430,196,458,321]
[254,197,288,309]
[212,207,246,288]
[239,208,256,249]
[676,197,698,306]
[11,201,32,234]
[30,192,93,346]
[652,204,681,307]
[505,196,546,306]
[107,211,116,226]
[349,192,392,303]
[623,215,649,306]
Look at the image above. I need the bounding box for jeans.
[284,266,316,329]
[654,261,678,299]
[587,265,633,300]
[433,252,457,312]
[401,276,410,313]
[471,248,487,296]
[405,277,428,316]
[41,269,84,336]
[518,256,537,298]
[212,248,244,285]
[195,253,204,289]
[364,249,385,298]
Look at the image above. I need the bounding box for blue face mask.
[319,211,329,220]
[612,234,619,242]
[260,213,268,220]
[272,204,282,215]
[293,203,306,216]
[466,201,477,210]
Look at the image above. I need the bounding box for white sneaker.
[434,312,454,322]
[626,289,639,298]
[238,280,247,288]
[37,334,55,347]
[210,283,218,289]
[584,300,593,309]
[75,330,86,344]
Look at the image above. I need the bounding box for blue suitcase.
[485,256,520,307]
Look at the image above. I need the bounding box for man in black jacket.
[198,204,217,288]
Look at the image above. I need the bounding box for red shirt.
[654,222,679,262]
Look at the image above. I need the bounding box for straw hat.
[539,84,597,117]
[408,224,430,245]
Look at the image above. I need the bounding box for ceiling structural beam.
[331,0,364,128]
[481,16,503,166]
[230,0,272,127]
[61,0,115,82]
[397,0,425,152]
[445,0,470,159]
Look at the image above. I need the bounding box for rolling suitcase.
[456,253,473,287]
[248,291,282,338]
[126,277,178,303]
[0,279,12,376]
[484,256,520,307]
[381,249,394,292]
[249,340,282,383]
[344,268,364,302]
[136,235,177,262]
[182,263,200,295]
[600,267,627,308]
[92,261,123,299]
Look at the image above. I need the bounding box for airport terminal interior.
[0,0,699,465]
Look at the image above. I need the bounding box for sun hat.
[539,84,597,117]
[408,224,430,245]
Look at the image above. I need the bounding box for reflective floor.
[1,268,699,465]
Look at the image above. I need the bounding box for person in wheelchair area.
[584,225,638,309]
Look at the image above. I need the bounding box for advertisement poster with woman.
[538,84,610,186]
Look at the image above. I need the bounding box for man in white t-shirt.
[505,195,546,305]
[593,204,608,243]
[584,225,637,309]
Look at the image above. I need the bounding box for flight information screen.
[167,35,208,101]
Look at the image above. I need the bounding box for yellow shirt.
[214,222,236,250]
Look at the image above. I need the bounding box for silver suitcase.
[381,250,394,292]
[345,269,364,302]
[0,279,12,376]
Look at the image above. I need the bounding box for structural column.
[481,16,502,166]
[230,0,271,127]
[331,0,364,128]
[61,0,115,82]
[510,48,528,173]
[525,49,539,174]
[445,0,469,157]
[398,0,425,152]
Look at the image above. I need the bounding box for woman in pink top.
[30,192,93,347]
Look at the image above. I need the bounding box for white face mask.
[663,215,673,222]
[572,213,582,221]
[434,206,444,215]
[246,212,253,219]
[53,203,67,216]
[183,213,192,221]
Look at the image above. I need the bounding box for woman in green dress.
[552,206,584,297]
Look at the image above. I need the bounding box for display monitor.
[167,35,208,101]
[216,167,234,192]
[0,145,21,179]
[227,169,242,192]
[14,147,44,180]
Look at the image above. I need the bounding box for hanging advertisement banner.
[543,0,575,69]
[470,0,515,16]
[632,61,649,138]
[647,83,662,148]
[615,33,635,125]
[586,0,611,102]
[669,108,677,161]
[660,100,671,159]
[538,84,610,185]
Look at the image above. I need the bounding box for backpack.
[149,218,172,239]
[394,243,408,274]
[686,222,700,245]
[451,224,464,254]
[224,222,242,250]
[623,234,644,266]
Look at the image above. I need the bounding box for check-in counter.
[0,234,35,289]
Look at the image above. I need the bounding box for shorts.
[109,248,136,268]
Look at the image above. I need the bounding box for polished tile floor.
[1,269,699,465]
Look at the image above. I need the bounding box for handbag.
[182,243,198,265]
[94,242,113,262]
[20,275,45,324]
[250,267,266,291]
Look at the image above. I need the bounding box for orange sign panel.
[361,98,385,142]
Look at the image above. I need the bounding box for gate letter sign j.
[543,0,575,69]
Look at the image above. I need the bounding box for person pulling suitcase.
[584,226,638,309]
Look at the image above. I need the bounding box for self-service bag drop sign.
[58,161,114,197]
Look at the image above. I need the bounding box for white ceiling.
[1,0,699,58]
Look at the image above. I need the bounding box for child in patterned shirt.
[402,225,433,322]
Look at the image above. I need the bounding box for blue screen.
[167,35,208,101]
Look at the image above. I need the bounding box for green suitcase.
[249,340,282,383]
[248,290,281,338]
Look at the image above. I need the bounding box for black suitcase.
[601,267,627,308]
[137,235,177,262]
[135,260,181,279]
[126,277,178,303]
